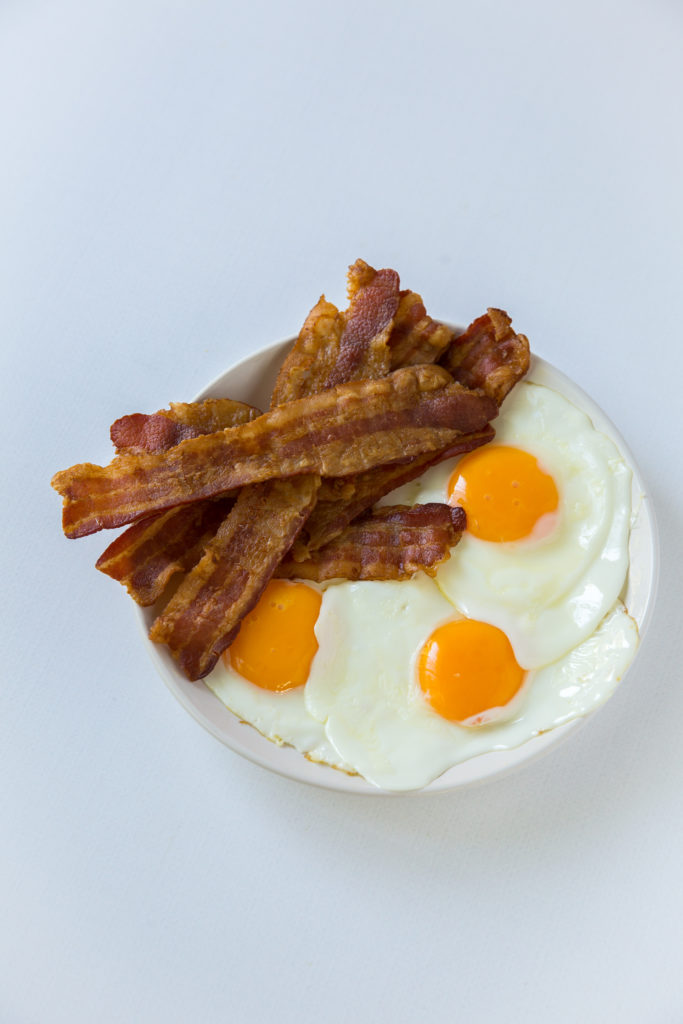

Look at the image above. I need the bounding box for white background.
[2,2,682,1021]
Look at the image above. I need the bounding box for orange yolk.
[418,619,526,723]
[448,445,559,542]
[224,580,322,692]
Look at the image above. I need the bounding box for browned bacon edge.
[52,365,498,539]
[388,290,457,369]
[98,400,263,603]
[295,426,494,557]
[440,307,530,406]
[95,498,234,606]
[269,296,344,407]
[111,399,260,455]
[270,258,399,404]
[149,478,320,680]
[323,265,399,387]
[277,503,467,583]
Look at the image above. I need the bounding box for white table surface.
[2,2,682,1021]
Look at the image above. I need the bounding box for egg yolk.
[448,445,558,542]
[224,580,322,692]
[418,619,526,723]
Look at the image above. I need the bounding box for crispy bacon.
[149,478,320,680]
[297,309,529,557]
[51,260,535,691]
[123,267,451,607]
[149,262,412,677]
[336,262,456,375]
[111,399,260,455]
[277,503,466,582]
[440,307,530,406]
[52,365,498,539]
[270,259,400,401]
[269,296,345,406]
[323,263,399,387]
[108,264,399,608]
[295,427,494,556]
[98,400,262,603]
[96,499,233,605]
[346,256,378,299]
[388,290,456,369]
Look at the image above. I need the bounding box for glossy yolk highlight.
[418,619,526,723]
[448,445,559,542]
[225,580,322,692]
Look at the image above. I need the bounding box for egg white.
[305,578,638,791]
[205,654,351,772]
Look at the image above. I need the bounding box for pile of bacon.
[52,260,529,681]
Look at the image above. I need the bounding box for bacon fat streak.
[277,503,467,583]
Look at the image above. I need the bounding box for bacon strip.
[268,296,345,406]
[440,307,530,406]
[117,268,447,606]
[98,400,262,603]
[52,365,498,539]
[388,290,457,369]
[270,258,399,401]
[105,267,396,605]
[111,399,260,455]
[149,478,320,680]
[277,503,466,582]
[96,498,233,605]
[341,262,454,371]
[149,262,405,677]
[323,264,399,387]
[298,427,494,556]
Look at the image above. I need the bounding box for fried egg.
[205,378,640,791]
[204,580,350,771]
[304,575,637,791]
[380,381,633,669]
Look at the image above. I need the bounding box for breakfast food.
[110,398,261,455]
[52,365,497,538]
[276,504,467,583]
[293,307,529,557]
[204,373,638,790]
[147,266,455,681]
[149,478,322,680]
[302,585,637,790]
[96,497,236,606]
[51,259,640,791]
[393,381,633,669]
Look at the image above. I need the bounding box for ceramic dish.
[138,336,658,794]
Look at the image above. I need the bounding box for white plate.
[137,337,658,795]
